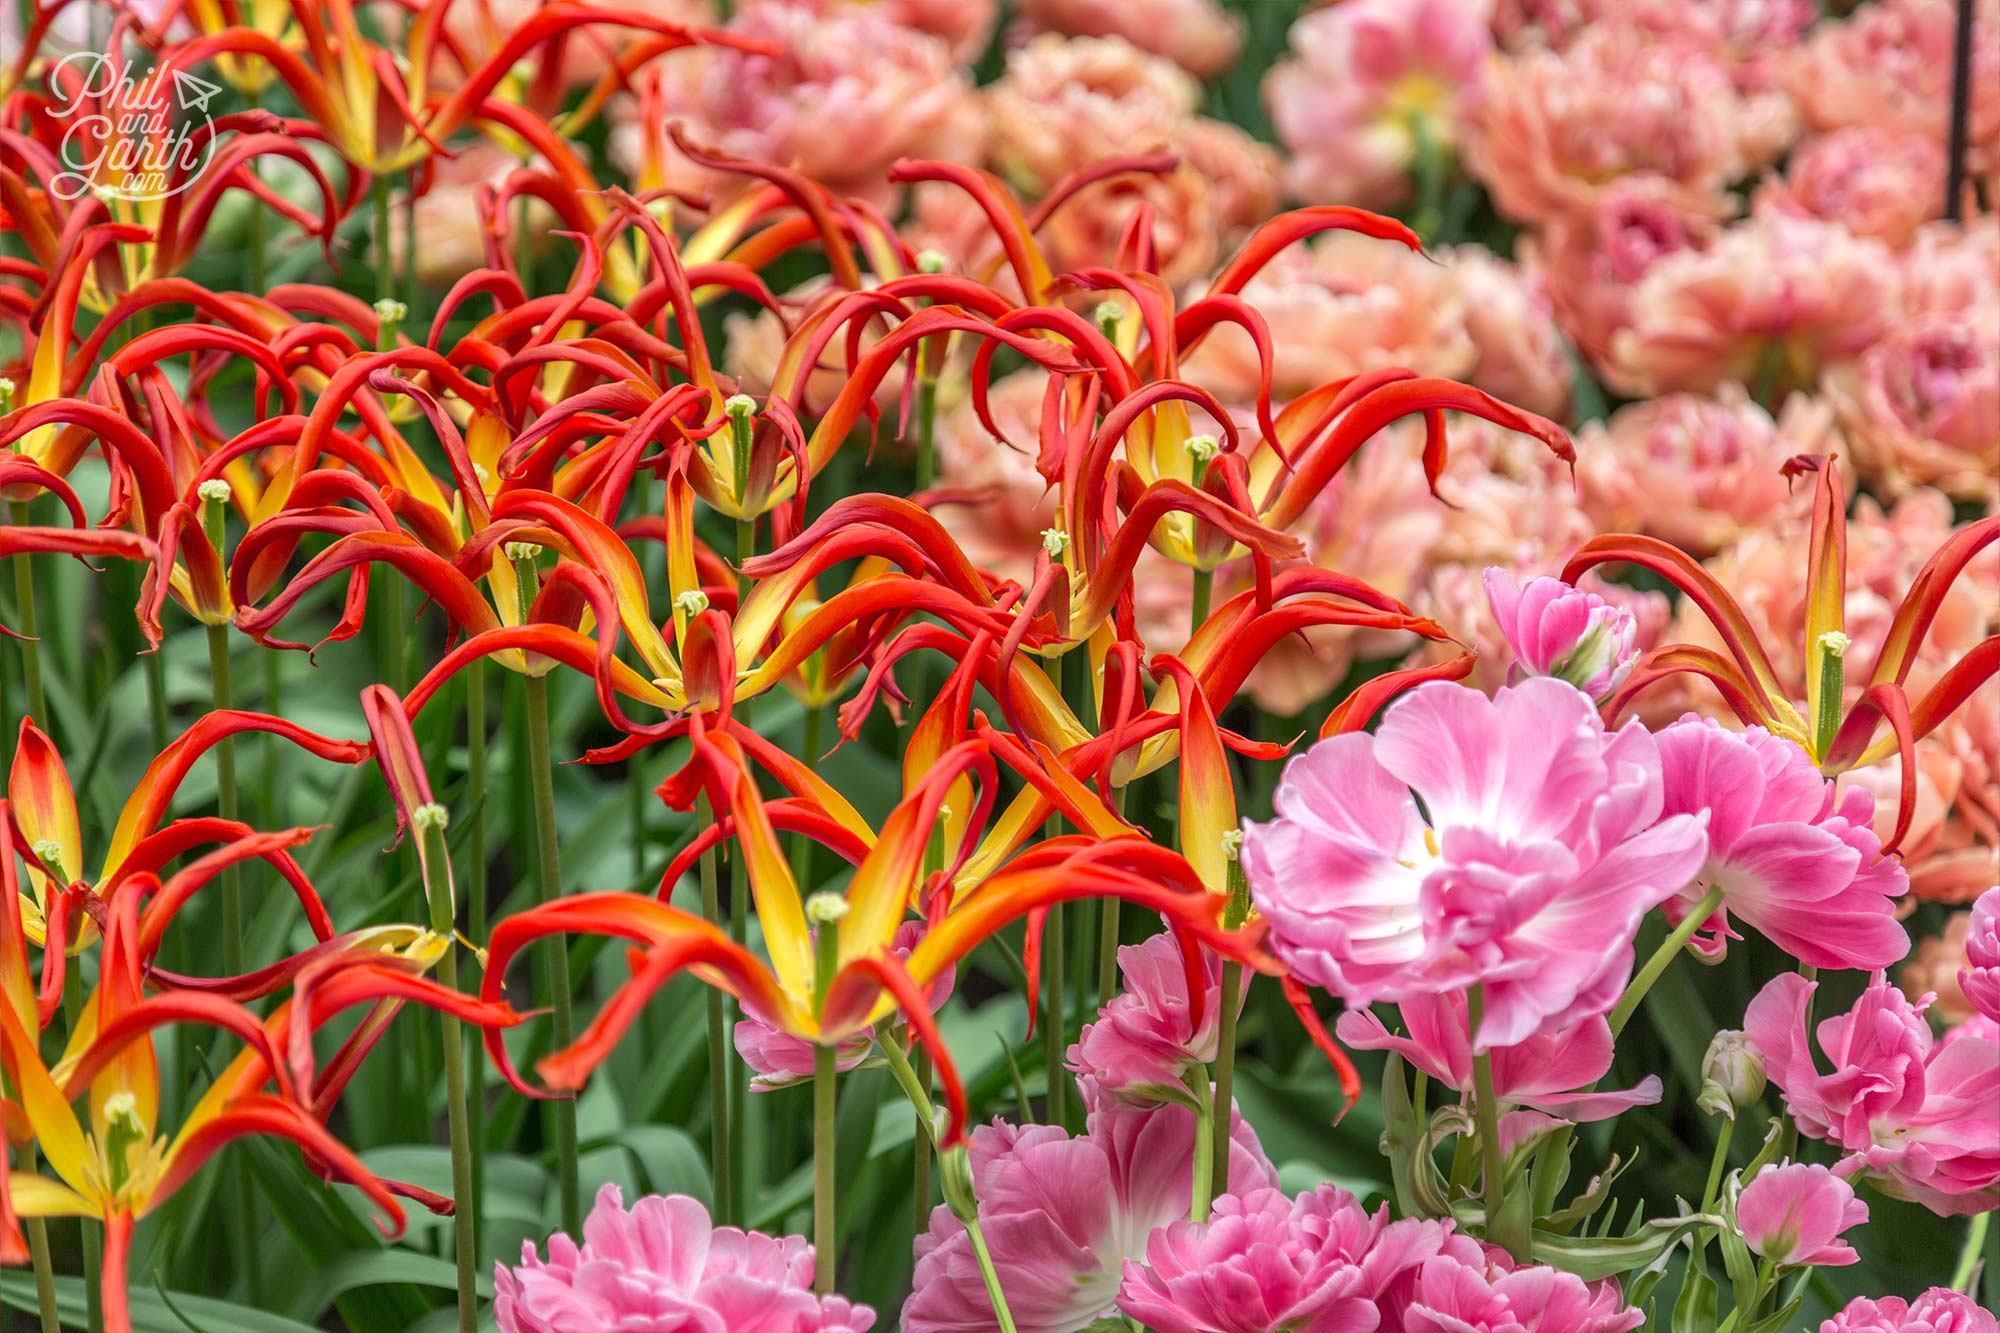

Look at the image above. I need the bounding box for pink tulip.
[1466,24,1787,227]
[1901,909,1981,1024]
[1608,213,1902,398]
[1734,1162,1869,1267]
[1525,179,1727,392]
[1265,0,1492,210]
[1787,0,2000,166]
[1338,993,1661,1153]
[1574,385,1839,558]
[1013,0,1244,79]
[1654,717,1910,970]
[1825,314,2000,504]
[614,0,978,209]
[1449,247,1575,421]
[1493,0,1816,70]
[1963,888,2000,1022]
[1821,1289,2000,1333]
[1746,971,2000,1216]
[1482,569,1641,702]
[1240,677,1710,1050]
[1185,231,1475,406]
[1753,126,1952,249]
[494,1184,873,1332]
[902,1100,1276,1333]
[1116,1183,1478,1333]
[1069,933,1240,1109]
[734,920,954,1089]
[1402,1249,1644,1333]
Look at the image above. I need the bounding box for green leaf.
[1674,1255,1720,1333]
[1529,1214,1722,1281]
[299,1251,493,1321]
[2,1272,321,1333]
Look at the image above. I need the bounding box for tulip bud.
[1698,1029,1766,1120]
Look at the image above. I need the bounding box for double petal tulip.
[1821,1290,1999,1333]
[1653,716,1909,969]
[1962,888,2000,1021]
[1483,569,1641,703]
[1747,970,2000,1215]
[1734,1162,1869,1268]
[1337,993,1661,1153]
[903,1100,1276,1333]
[495,1184,874,1333]
[1240,677,1710,1049]
[1069,932,1237,1109]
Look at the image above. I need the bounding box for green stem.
[205,624,258,1303]
[144,648,168,752]
[1041,652,1067,1128]
[418,820,477,1333]
[1189,567,1212,640]
[62,968,103,1333]
[1189,1064,1214,1222]
[876,1037,1018,1333]
[1951,1210,1990,1293]
[914,372,938,492]
[1095,898,1121,1015]
[466,659,488,1254]
[811,915,841,1296]
[1209,961,1243,1201]
[524,669,580,1234]
[23,1167,58,1333]
[260,645,281,825]
[913,1047,933,1234]
[696,792,734,1224]
[373,175,394,308]
[1609,883,1725,1037]
[1700,1116,1735,1214]
[1207,858,1251,1200]
[730,515,756,1216]
[1468,987,1509,1249]
[9,501,47,725]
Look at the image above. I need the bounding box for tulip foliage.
[0,2,1994,1331]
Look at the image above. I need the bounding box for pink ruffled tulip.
[1013,0,1244,79]
[1825,314,2000,503]
[1574,385,1839,558]
[1609,213,1901,398]
[1734,1162,1869,1267]
[1069,932,1239,1109]
[1747,971,2000,1216]
[1401,1249,1644,1333]
[1753,126,1952,249]
[734,920,954,1088]
[617,1,978,209]
[1787,0,2000,172]
[1265,0,1492,210]
[494,1184,874,1332]
[902,1101,1276,1333]
[1240,677,1710,1049]
[1963,888,2000,1022]
[1116,1183,1479,1333]
[1466,24,1786,227]
[1338,993,1661,1153]
[1526,179,1727,391]
[1901,909,1980,1024]
[1821,1289,2000,1333]
[1483,569,1640,703]
[1450,247,1575,421]
[1654,717,1909,970]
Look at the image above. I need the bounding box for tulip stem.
[144,649,168,751]
[418,821,477,1333]
[1189,1064,1215,1222]
[8,502,46,725]
[1468,987,1510,1250]
[812,1041,838,1295]
[696,792,734,1223]
[524,669,581,1234]
[914,372,938,491]
[1208,857,1251,1202]
[876,1036,1019,1333]
[731,514,756,1216]
[1952,1211,1990,1293]
[913,1046,933,1233]
[205,623,260,1304]
[1190,567,1212,637]
[1610,883,1724,1037]
[22,1145,58,1333]
[1700,1116,1735,1213]
[466,659,488,1251]
[1041,652,1067,1129]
